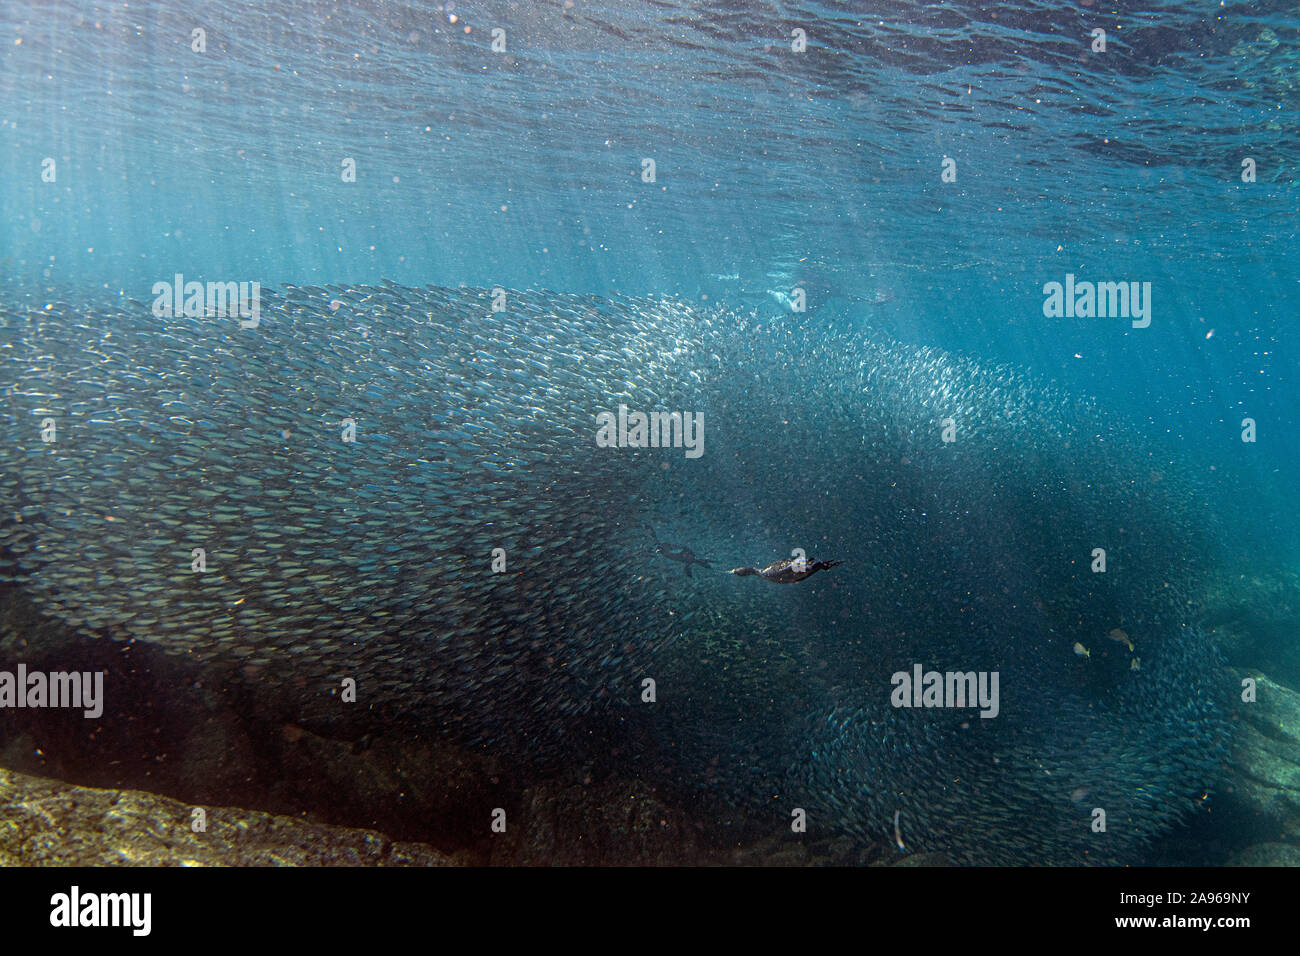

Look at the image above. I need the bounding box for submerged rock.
[1227,843,1300,867]
[1205,570,1300,686]
[1229,670,1300,824]
[0,766,456,866]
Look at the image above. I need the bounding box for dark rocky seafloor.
[0,767,456,866]
[1,567,1298,866]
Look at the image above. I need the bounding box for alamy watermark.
[0,664,104,718]
[595,405,704,459]
[1042,273,1151,328]
[50,886,150,936]
[891,663,999,719]
[152,273,261,327]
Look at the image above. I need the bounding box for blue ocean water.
[3,1,1295,553]
[0,0,1297,865]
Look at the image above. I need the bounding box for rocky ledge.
[0,767,456,866]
